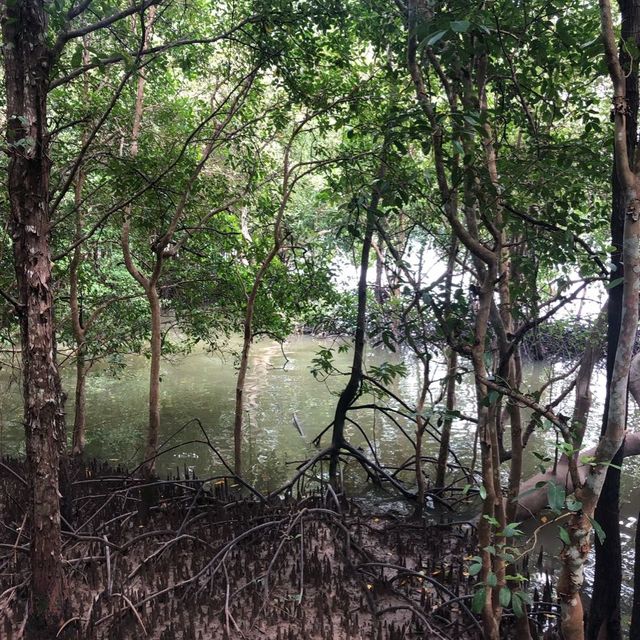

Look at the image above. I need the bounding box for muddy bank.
[0,458,560,639]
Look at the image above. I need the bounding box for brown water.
[1,335,639,602]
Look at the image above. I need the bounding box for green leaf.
[566,498,583,512]
[487,572,497,587]
[472,587,486,614]
[588,515,607,544]
[70,45,83,69]
[606,277,624,289]
[450,20,471,33]
[558,526,571,545]
[501,522,523,538]
[468,562,482,576]
[499,587,511,608]
[479,485,487,500]
[512,592,524,618]
[425,30,447,47]
[547,482,566,513]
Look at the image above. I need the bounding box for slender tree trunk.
[234,336,250,477]
[2,1,66,635]
[557,10,640,636]
[233,246,281,476]
[70,142,88,456]
[72,349,88,455]
[329,156,386,486]
[233,148,290,476]
[121,7,159,477]
[557,198,638,640]
[414,363,429,515]
[473,267,501,640]
[436,237,458,489]
[589,5,639,639]
[374,234,385,305]
[435,349,457,488]
[145,283,162,475]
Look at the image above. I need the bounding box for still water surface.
[1,335,639,600]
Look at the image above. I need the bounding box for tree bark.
[72,348,88,455]
[70,147,88,456]
[589,4,640,639]
[145,284,162,473]
[435,348,457,488]
[557,6,640,637]
[2,0,67,634]
[413,363,429,516]
[436,237,458,489]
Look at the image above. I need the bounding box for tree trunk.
[436,237,458,489]
[144,283,162,476]
[374,233,385,305]
[435,349,457,488]
[414,364,429,516]
[472,267,501,640]
[233,245,282,476]
[589,5,640,639]
[70,41,90,458]
[557,7,640,634]
[2,0,67,634]
[233,145,291,476]
[72,348,88,456]
[329,157,386,486]
[557,197,639,639]
[121,8,159,477]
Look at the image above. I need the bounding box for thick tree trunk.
[2,0,67,635]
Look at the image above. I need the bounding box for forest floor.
[0,458,557,639]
